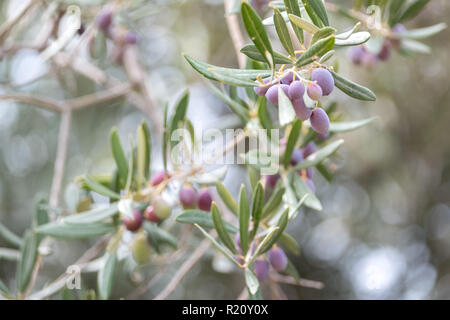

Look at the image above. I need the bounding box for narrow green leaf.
[97,252,117,300]
[84,175,120,200]
[205,81,249,122]
[274,8,295,57]
[278,86,296,126]
[331,71,376,101]
[289,193,309,220]
[284,0,304,44]
[64,204,118,224]
[16,230,38,293]
[169,90,189,149]
[250,182,264,240]
[194,224,241,266]
[209,70,261,87]
[239,185,250,255]
[389,0,406,26]
[311,26,336,45]
[176,210,238,233]
[0,248,20,261]
[251,226,280,260]
[0,223,22,248]
[291,173,322,211]
[110,128,128,187]
[142,221,178,252]
[336,22,362,40]
[401,39,431,54]
[283,120,302,168]
[240,44,293,65]
[294,139,344,170]
[258,208,289,254]
[396,23,447,40]
[241,2,275,67]
[300,0,324,27]
[294,35,335,67]
[262,184,285,218]
[329,117,377,133]
[0,279,11,297]
[245,268,260,295]
[304,0,329,26]
[211,203,237,254]
[257,97,273,136]
[215,181,239,216]
[288,14,319,34]
[36,222,115,239]
[335,31,370,46]
[184,55,271,81]
[279,232,301,256]
[136,123,149,187]
[398,0,429,23]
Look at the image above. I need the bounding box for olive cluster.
[254,68,334,135]
[179,185,213,212]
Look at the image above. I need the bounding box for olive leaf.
[110,127,128,187]
[176,210,238,233]
[239,185,250,255]
[215,181,239,216]
[274,8,295,57]
[97,252,117,300]
[240,44,293,65]
[211,202,237,254]
[331,71,376,101]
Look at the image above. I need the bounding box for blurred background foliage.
[0,0,450,299]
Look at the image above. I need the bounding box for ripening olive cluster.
[122,170,214,232]
[348,24,406,69]
[265,141,317,193]
[95,10,138,64]
[254,68,334,135]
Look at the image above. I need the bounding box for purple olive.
[254,78,271,96]
[197,188,213,211]
[307,83,323,101]
[124,31,138,45]
[254,259,270,282]
[348,46,366,65]
[124,209,143,232]
[150,170,166,186]
[290,148,303,166]
[301,142,317,158]
[265,84,289,106]
[288,81,305,100]
[316,132,329,141]
[310,108,330,134]
[266,174,280,188]
[96,10,113,32]
[268,247,288,272]
[362,52,378,69]
[311,68,334,96]
[179,186,197,209]
[144,205,159,223]
[281,73,298,85]
[292,98,312,121]
[377,41,391,61]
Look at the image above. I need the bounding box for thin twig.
[68,83,131,111]
[0,94,63,113]
[270,273,324,290]
[28,235,110,300]
[0,0,41,44]
[224,0,246,69]
[49,109,72,208]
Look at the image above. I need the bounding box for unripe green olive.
[152,196,172,220]
[131,232,151,265]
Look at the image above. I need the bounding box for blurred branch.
[0,0,41,44]
[270,273,325,290]
[49,109,71,207]
[68,83,131,111]
[28,235,110,300]
[224,0,246,68]
[0,93,63,112]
